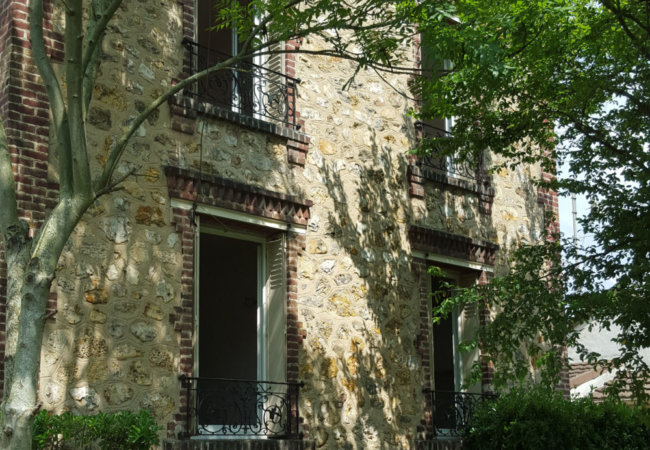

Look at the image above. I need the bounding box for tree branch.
[82,0,123,114]
[29,0,72,197]
[601,0,650,60]
[65,0,93,199]
[82,0,123,76]
[94,56,241,192]
[0,120,19,242]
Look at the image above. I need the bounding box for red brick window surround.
[164,166,310,438]
[409,226,498,437]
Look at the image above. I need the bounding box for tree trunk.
[0,221,49,449]
[0,199,88,448]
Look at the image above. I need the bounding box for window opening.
[418,42,478,181]
[193,0,291,125]
[194,222,287,436]
[431,275,461,431]
[196,0,255,114]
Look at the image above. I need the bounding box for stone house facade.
[0,0,558,448]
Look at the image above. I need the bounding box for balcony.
[423,390,496,438]
[179,376,304,439]
[414,121,481,182]
[182,39,300,129]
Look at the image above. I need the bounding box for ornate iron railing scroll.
[183,39,299,128]
[179,375,304,439]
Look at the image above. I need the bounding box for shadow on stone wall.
[295,120,428,448]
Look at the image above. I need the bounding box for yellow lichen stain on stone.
[307,239,328,254]
[341,377,357,393]
[350,337,364,352]
[319,139,337,155]
[84,288,108,304]
[310,338,325,354]
[135,206,165,226]
[322,358,338,378]
[346,355,358,376]
[93,84,128,111]
[299,362,313,378]
[329,294,355,317]
[498,167,509,177]
[144,168,160,182]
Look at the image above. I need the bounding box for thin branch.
[94,165,139,198]
[0,119,19,241]
[94,57,242,192]
[65,0,92,199]
[601,0,650,60]
[551,108,649,173]
[82,0,123,75]
[29,0,72,197]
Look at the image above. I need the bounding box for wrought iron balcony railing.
[179,375,304,439]
[423,389,496,438]
[182,38,300,128]
[414,121,481,182]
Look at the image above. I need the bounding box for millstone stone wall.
[33,1,549,448]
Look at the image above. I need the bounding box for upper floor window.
[417,43,481,182]
[183,0,300,127]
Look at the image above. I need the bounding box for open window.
[195,223,287,436]
[429,268,481,434]
[418,39,482,181]
[192,0,290,124]
[196,0,255,114]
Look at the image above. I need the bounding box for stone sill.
[416,437,464,450]
[162,439,315,450]
[412,164,494,198]
[169,93,310,145]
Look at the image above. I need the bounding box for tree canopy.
[421,0,650,402]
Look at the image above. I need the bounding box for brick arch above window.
[409,225,498,266]
[164,166,313,226]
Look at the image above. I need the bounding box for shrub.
[32,409,160,450]
[465,386,650,450]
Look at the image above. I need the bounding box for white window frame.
[192,214,288,439]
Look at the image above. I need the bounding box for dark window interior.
[198,233,259,426]
[432,276,456,429]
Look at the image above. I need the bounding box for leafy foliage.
[420,0,650,401]
[430,232,575,391]
[32,410,160,450]
[464,386,650,450]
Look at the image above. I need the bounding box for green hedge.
[465,387,650,450]
[32,410,160,450]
